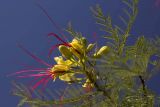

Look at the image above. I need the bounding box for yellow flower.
[70,38,84,53]
[54,56,73,66]
[51,64,70,72]
[50,64,70,81]
[59,73,75,82]
[70,39,85,58]
[50,56,78,81]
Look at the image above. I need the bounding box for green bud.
[81,37,87,47]
[94,46,110,58]
[86,43,95,53]
[59,45,72,59]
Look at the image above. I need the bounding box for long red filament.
[17,44,52,67]
[7,69,47,76]
[36,3,68,42]
[17,73,50,78]
[48,43,71,57]
[48,33,70,46]
[33,75,51,90]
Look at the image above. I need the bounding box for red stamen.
[93,32,97,42]
[48,33,71,46]
[17,44,52,67]
[36,3,68,42]
[48,43,71,57]
[14,61,35,69]
[28,76,40,87]
[17,73,50,78]
[32,75,51,90]
[7,68,48,77]
[42,76,52,90]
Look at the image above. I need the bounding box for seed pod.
[59,45,72,59]
[94,46,110,58]
[86,43,95,53]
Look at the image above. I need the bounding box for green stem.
[81,58,116,106]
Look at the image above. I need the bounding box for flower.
[59,73,83,83]
[50,64,70,81]
[54,56,74,66]
[50,56,79,82]
[69,38,85,59]
[51,64,70,72]
[70,38,84,53]
[10,36,95,90]
[59,73,75,82]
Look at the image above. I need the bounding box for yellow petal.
[54,56,64,64]
[59,73,75,82]
[54,56,73,66]
[70,38,83,53]
[51,64,69,72]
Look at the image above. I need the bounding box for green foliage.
[11,0,160,107]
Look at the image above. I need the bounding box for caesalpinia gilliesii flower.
[69,38,86,59]
[57,37,111,87]
[9,34,110,90]
[51,56,73,80]
[52,56,82,83]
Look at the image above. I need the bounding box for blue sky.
[0,0,160,106]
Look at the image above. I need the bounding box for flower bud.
[70,39,83,54]
[94,46,110,58]
[81,37,87,47]
[59,45,72,59]
[86,43,95,52]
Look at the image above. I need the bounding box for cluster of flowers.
[10,34,110,90]
[51,36,109,89]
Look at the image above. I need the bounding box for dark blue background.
[1,0,160,106]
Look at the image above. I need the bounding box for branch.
[138,75,147,96]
